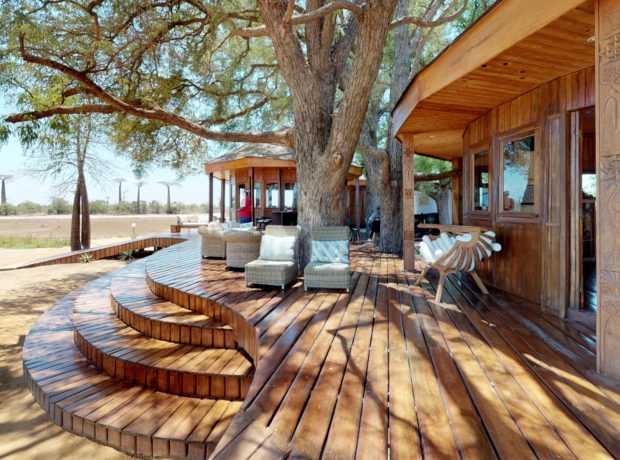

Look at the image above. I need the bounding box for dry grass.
[0,235,70,249]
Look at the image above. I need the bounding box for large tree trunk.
[118,182,122,203]
[1,179,6,205]
[70,178,82,251]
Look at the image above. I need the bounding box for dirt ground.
[0,214,210,239]
[0,260,134,460]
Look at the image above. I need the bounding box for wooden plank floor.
[23,239,620,459]
[143,240,620,459]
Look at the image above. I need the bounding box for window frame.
[265,182,280,209]
[497,125,541,220]
[469,140,492,217]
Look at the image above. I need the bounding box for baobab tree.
[0,174,13,205]
[135,181,146,215]
[158,181,177,214]
[114,178,126,204]
[1,0,470,260]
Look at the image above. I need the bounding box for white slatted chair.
[415,225,501,302]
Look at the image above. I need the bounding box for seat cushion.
[259,235,297,262]
[305,261,349,273]
[310,240,349,264]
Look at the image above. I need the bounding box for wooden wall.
[231,167,296,221]
[462,67,595,313]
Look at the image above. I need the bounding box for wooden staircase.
[23,258,255,459]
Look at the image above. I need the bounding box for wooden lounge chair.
[416,224,501,302]
[304,226,351,292]
[245,225,300,289]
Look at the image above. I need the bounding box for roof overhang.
[393,0,594,159]
[205,157,364,181]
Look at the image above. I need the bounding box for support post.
[451,158,462,225]
[355,178,361,230]
[596,0,620,379]
[220,178,226,223]
[403,136,416,271]
[208,173,214,222]
[250,167,255,224]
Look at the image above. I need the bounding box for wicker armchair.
[304,226,351,292]
[245,225,300,290]
[198,224,226,259]
[223,229,262,269]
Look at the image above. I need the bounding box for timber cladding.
[462,67,595,311]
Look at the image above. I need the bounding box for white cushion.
[239,222,254,229]
[259,235,296,262]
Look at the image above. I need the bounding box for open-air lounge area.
[2,0,620,459]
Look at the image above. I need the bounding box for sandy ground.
[0,260,135,460]
[0,214,211,239]
[0,214,207,267]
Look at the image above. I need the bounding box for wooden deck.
[23,239,620,459]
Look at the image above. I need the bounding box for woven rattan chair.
[304,226,351,292]
[416,224,502,302]
[223,229,262,269]
[198,224,226,259]
[245,225,300,290]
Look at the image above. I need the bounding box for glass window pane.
[502,135,536,213]
[473,151,489,211]
[238,184,246,208]
[254,182,261,207]
[284,183,296,208]
[267,183,279,208]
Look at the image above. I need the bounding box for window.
[473,150,490,211]
[238,184,247,208]
[253,182,261,207]
[284,183,296,208]
[266,183,279,208]
[501,133,537,213]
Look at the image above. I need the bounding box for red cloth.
[238,195,251,219]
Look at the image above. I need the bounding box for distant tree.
[47,197,72,215]
[24,115,111,250]
[158,181,177,214]
[113,178,126,204]
[0,174,12,205]
[135,181,146,215]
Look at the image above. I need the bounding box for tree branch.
[415,169,461,182]
[360,144,391,186]
[5,104,119,122]
[391,0,468,29]
[236,0,364,37]
[16,34,293,146]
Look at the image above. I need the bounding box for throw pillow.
[259,235,297,262]
[311,240,349,264]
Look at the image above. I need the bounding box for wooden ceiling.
[394,0,595,159]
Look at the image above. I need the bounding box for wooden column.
[220,178,226,223]
[403,136,416,271]
[278,168,284,210]
[597,0,620,379]
[451,158,462,225]
[208,173,214,222]
[250,167,255,223]
[355,178,361,229]
[228,178,233,222]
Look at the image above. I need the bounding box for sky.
[0,101,223,206]
[0,136,217,206]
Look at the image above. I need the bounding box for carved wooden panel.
[597,0,620,379]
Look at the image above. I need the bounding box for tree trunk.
[80,171,91,249]
[167,186,171,214]
[118,182,122,203]
[137,188,141,215]
[1,179,6,205]
[70,179,82,251]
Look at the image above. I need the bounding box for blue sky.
[0,101,222,206]
[0,135,217,205]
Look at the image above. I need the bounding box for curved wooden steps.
[110,261,236,348]
[23,277,242,459]
[73,281,253,400]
